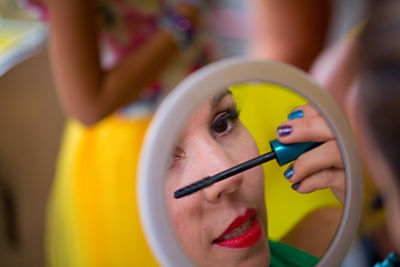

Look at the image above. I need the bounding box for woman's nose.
[203,172,243,203]
[198,142,243,203]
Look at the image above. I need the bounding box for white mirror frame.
[138,58,363,267]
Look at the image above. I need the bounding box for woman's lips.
[213,208,262,249]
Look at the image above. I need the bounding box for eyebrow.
[210,89,231,110]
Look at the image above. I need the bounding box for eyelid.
[211,102,240,123]
[210,109,238,130]
[210,108,240,139]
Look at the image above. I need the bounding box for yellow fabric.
[231,83,341,240]
[46,115,158,267]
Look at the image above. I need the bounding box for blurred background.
[0,1,64,266]
[0,0,373,266]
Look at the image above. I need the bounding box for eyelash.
[210,107,240,137]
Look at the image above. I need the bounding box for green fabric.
[269,240,319,267]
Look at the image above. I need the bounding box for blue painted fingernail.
[284,165,294,179]
[291,182,300,190]
[287,109,303,120]
[277,125,292,137]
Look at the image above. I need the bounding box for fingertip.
[277,125,292,137]
[291,182,300,191]
[284,164,294,179]
[287,109,304,120]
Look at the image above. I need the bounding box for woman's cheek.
[221,134,257,163]
[172,209,190,235]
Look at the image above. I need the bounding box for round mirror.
[138,58,363,266]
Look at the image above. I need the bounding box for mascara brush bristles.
[174,151,276,198]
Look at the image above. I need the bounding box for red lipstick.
[213,208,262,249]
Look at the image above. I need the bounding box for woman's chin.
[200,236,269,267]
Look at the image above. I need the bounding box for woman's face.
[165,91,269,266]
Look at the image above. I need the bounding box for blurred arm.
[281,206,342,257]
[310,33,358,111]
[48,0,187,125]
[248,0,332,71]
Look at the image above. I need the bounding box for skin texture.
[46,0,197,125]
[165,92,270,267]
[281,206,342,258]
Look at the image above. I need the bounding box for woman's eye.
[211,110,239,136]
[213,117,230,134]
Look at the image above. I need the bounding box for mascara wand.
[174,139,321,199]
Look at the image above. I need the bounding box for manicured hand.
[276,104,345,204]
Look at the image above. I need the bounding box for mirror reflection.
[164,82,345,266]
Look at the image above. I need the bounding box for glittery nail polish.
[284,165,294,179]
[277,125,292,137]
[287,109,303,120]
[291,182,300,190]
